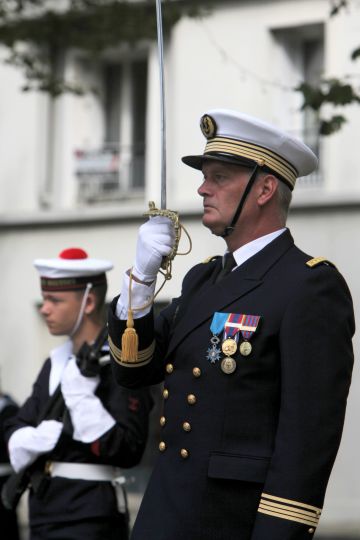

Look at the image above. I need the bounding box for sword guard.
[143,201,181,272]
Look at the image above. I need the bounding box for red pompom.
[59,248,88,260]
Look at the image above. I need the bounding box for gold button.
[166,363,174,374]
[187,394,196,405]
[192,367,201,378]
[183,422,191,432]
[44,460,53,474]
[180,448,189,459]
[160,416,166,427]
[163,388,169,399]
[159,441,166,452]
[308,528,315,534]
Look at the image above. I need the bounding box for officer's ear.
[256,173,278,207]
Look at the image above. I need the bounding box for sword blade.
[155,0,166,209]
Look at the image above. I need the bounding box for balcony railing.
[74,143,145,204]
[292,127,323,188]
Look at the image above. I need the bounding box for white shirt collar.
[229,228,286,269]
[49,340,73,395]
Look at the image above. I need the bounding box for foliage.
[0,0,204,96]
[296,0,360,135]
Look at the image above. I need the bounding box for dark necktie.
[215,252,236,283]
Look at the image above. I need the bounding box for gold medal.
[240,341,252,356]
[221,357,237,374]
[221,338,237,356]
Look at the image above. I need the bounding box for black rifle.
[1,325,108,511]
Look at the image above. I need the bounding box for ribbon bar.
[226,322,258,332]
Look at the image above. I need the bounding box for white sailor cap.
[33,247,113,292]
[182,109,318,190]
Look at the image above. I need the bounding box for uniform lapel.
[166,229,294,357]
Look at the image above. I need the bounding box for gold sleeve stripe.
[258,507,319,527]
[261,493,322,514]
[109,335,155,367]
[109,335,154,360]
[260,500,319,520]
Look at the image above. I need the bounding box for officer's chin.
[202,215,226,237]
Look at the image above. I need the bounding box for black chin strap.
[221,164,260,238]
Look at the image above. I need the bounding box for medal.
[238,314,261,356]
[221,313,244,359]
[221,357,237,374]
[221,338,238,356]
[206,312,229,364]
[206,341,221,364]
[221,314,241,374]
[239,341,252,356]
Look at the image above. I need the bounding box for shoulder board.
[306,257,337,269]
[202,255,220,264]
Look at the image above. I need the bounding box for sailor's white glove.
[132,216,176,282]
[61,356,99,407]
[8,420,63,473]
[61,357,115,443]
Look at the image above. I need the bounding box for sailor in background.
[4,248,153,540]
[108,109,355,540]
[0,391,20,540]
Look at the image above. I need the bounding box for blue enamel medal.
[206,312,229,363]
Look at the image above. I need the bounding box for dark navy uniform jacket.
[109,229,355,540]
[4,346,153,530]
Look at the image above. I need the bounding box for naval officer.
[108,109,355,539]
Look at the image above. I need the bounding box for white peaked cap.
[182,108,318,190]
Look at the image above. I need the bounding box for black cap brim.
[181,153,257,171]
[181,152,293,189]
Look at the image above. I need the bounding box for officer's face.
[40,290,83,336]
[198,160,253,235]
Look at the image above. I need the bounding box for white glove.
[133,215,176,282]
[61,356,99,408]
[8,420,63,473]
[61,357,115,443]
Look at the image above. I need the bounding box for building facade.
[0,0,359,536]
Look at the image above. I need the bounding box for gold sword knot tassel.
[120,201,192,364]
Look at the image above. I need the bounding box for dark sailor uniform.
[0,394,20,540]
[109,229,355,540]
[4,343,153,539]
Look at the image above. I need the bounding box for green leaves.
[296,77,360,135]
[329,1,348,17]
[319,115,347,135]
[0,0,204,97]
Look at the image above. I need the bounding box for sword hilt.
[143,201,181,273]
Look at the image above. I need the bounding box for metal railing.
[74,142,145,204]
[289,127,323,187]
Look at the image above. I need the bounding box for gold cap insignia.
[200,114,217,139]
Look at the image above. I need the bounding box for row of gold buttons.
[162,388,197,405]
[159,442,189,459]
[159,364,201,459]
[159,417,191,431]
[165,364,202,378]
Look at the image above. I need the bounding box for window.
[75,57,148,204]
[271,24,324,186]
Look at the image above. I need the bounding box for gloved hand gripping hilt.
[143,201,184,278]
